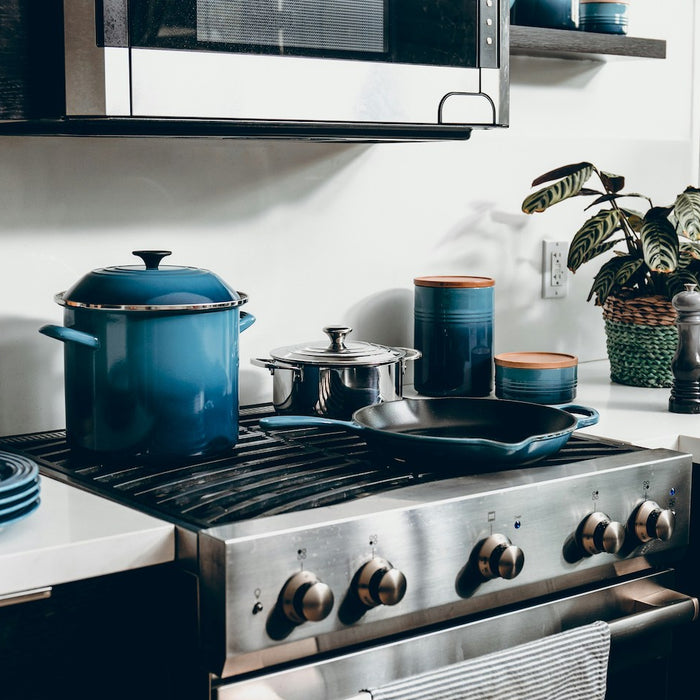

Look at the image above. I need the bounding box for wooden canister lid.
[494,352,578,369]
[414,276,495,288]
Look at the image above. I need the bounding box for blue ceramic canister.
[579,1,628,35]
[39,251,255,461]
[511,0,579,29]
[495,352,578,404]
[413,276,495,397]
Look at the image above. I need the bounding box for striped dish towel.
[364,620,610,700]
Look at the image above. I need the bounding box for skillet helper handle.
[556,404,600,429]
[259,415,361,432]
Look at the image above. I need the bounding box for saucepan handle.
[555,404,600,429]
[259,415,362,433]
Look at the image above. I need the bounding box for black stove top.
[0,404,640,529]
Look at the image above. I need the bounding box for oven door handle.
[608,586,699,645]
[341,588,699,700]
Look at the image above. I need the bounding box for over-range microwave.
[0,0,509,140]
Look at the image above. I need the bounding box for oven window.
[127,0,479,68]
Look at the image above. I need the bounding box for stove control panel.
[201,447,693,677]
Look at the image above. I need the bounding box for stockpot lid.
[269,326,411,367]
[56,250,247,311]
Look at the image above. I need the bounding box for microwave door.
[129,50,495,126]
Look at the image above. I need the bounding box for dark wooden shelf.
[510,25,666,60]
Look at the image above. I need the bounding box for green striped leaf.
[614,256,644,287]
[522,164,594,214]
[600,171,625,193]
[680,240,700,265]
[567,209,621,272]
[531,162,594,186]
[674,186,700,240]
[587,256,625,304]
[620,209,645,233]
[587,238,625,259]
[641,209,679,273]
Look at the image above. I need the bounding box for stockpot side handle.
[555,404,600,429]
[240,312,255,333]
[259,415,361,433]
[38,324,100,350]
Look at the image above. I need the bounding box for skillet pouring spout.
[259,397,599,471]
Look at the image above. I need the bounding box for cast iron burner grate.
[0,404,640,529]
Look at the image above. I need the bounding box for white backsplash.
[0,0,697,435]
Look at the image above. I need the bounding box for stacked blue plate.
[579,2,629,35]
[0,451,41,528]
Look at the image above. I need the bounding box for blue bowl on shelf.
[579,2,629,35]
[495,352,578,405]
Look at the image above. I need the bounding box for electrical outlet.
[542,241,569,299]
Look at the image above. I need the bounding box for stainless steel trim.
[64,0,131,116]
[0,586,52,608]
[54,291,249,312]
[214,571,696,700]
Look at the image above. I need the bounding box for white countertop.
[0,475,174,599]
[575,360,700,459]
[2,358,699,600]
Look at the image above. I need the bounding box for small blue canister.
[413,276,495,397]
[495,351,578,404]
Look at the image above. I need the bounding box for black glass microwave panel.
[126,0,480,68]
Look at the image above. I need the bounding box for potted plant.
[521,161,700,387]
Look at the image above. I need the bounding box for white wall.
[0,0,697,434]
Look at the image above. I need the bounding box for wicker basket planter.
[602,293,678,388]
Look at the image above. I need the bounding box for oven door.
[213,570,698,700]
[64,0,507,128]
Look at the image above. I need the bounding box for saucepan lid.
[56,250,247,311]
[270,326,416,367]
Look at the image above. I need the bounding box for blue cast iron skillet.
[260,397,599,469]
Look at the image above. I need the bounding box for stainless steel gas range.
[2,404,697,700]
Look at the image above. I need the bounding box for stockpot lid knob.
[132,250,172,270]
[55,250,247,311]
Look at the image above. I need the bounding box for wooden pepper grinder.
[669,283,700,413]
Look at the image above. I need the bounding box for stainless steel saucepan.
[259,397,599,469]
[252,326,420,420]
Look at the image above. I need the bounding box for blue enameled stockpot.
[39,251,255,461]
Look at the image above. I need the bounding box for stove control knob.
[578,512,626,555]
[280,571,334,624]
[634,501,675,543]
[355,557,407,608]
[477,534,524,580]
